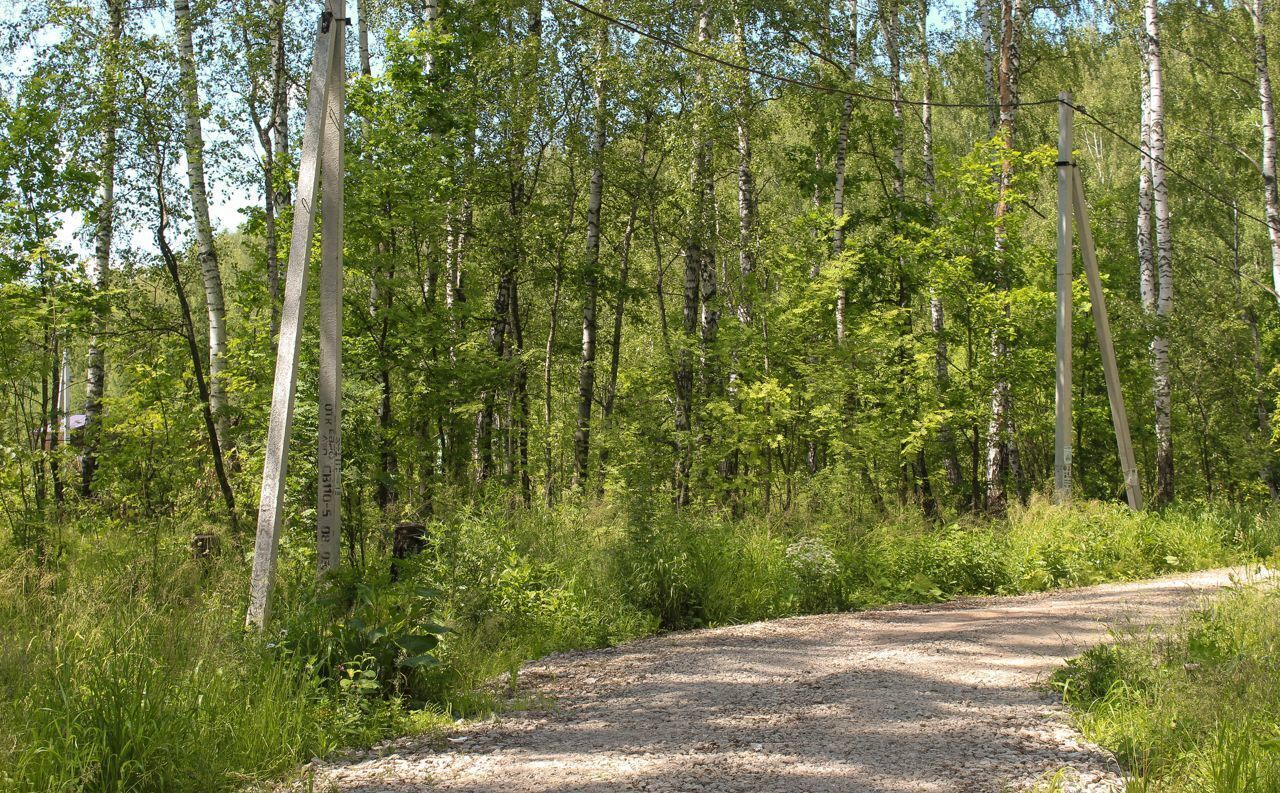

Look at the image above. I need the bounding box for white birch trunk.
[1138,53,1155,314]
[175,0,230,452]
[833,0,857,345]
[82,0,123,496]
[1145,0,1174,504]
[1251,0,1280,308]
[271,0,289,208]
[735,17,756,329]
[920,0,960,491]
[984,0,1020,513]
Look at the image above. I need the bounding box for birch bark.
[1145,0,1174,504]
[984,0,1020,513]
[1250,0,1280,308]
[175,0,231,452]
[1138,52,1155,315]
[920,0,962,491]
[832,0,857,345]
[81,0,123,496]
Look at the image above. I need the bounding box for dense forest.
[7,0,1280,788]
[7,0,1280,536]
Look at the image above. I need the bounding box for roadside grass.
[2,497,1278,792]
[1054,580,1280,792]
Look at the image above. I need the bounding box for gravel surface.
[301,566,1270,793]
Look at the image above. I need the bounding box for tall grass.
[1055,583,1280,791]
[2,498,1277,792]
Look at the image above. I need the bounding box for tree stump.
[391,521,427,581]
[192,532,220,561]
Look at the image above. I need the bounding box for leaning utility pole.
[247,0,347,629]
[1053,96,1143,511]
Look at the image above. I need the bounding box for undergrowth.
[2,497,1277,792]
[1055,581,1280,792]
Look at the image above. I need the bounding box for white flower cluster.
[784,537,839,583]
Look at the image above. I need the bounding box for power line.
[1067,101,1279,236]
[558,0,1062,111]
[559,0,1280,238]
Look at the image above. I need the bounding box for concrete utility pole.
[1054,94,1074,503]
[1054,93,1143,511]
[247,0,347,629]
[317,0,345,573]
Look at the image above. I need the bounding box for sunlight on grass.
[2,498,1277,792]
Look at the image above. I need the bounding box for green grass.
[1055,579,1280,792]
[3,497,1278,792]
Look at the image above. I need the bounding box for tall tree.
[919,0,962,494]
[81,0,124,497]
[1250,0,1280,309]
[675,4,714,506]
[1144,0,1174,504]
[984,0,1021,514]
[833,0,856,346]
[175,0,231,453]
[574,25,608,489]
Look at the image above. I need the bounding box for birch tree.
[175,0,231,452]
[984,0,1021,513]
[833,0,857,346]
[675,4,714,506]
[1249,0,1280,308]
[1144,0,1174,505]
[919,0,962,493]
[80,0,124,496]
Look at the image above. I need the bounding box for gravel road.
[304,566,1269,793]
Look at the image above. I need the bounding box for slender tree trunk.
[1138,56,1155,316]
[735,82,756,330]
[265,0,286,340]
[475,270,508,483]
[697,16,719,399]
[599,120,650,487]
[881,0,936,517]
[544,161,579,504]
[48,333,62,508]
[154,156,238,532]
[175,0,231,454]
[241,0,285,340]
[1145,0,1174,505]
[509,276,533,506]
[984,0,1020,514]
[920,0,961,494]
[263,150,280,338]
[271,0,289,208]
[979,0,999,135]
[574,27,608,490]
[675,6,713,506]
[832,0,857,345]
[1232,210,1278,497]
[1251,0,1280,309]
[358,0,373,76]
[81,0,123,497]
[544,263,563,505]
[476,1,541,488]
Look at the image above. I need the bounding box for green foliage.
[1055,583,1280,791]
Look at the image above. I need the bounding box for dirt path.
[307,567,1269,793]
